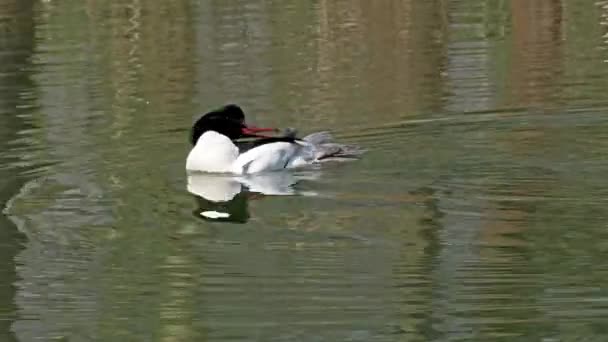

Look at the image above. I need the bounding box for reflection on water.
[188,171,319,223]
[1,0,608,341]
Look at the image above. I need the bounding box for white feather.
[186,131,239,173]
[232,142,310,174]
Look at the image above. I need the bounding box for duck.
[186,104,364,174]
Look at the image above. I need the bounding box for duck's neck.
[186,131,239,173]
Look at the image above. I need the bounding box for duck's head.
[191,104,277,145]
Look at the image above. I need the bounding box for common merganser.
[186,104,364,174]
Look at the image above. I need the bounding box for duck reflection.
[187,171,319,223]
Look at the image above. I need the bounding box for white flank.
[232,142,311,174]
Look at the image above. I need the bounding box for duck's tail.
[302,131,366,161]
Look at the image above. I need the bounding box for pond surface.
[2,0,608,341]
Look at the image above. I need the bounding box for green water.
[2,0,608,341]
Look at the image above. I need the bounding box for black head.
[199,104,245,123]
[190,104,275,145]
[191,114,244,145]
[221,104,245,123]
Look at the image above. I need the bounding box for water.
[2,0,608,340]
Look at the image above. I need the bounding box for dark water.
[2,0,608,341]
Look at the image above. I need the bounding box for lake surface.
[2,0,608,341]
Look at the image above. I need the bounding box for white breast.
[186,131,239,173]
